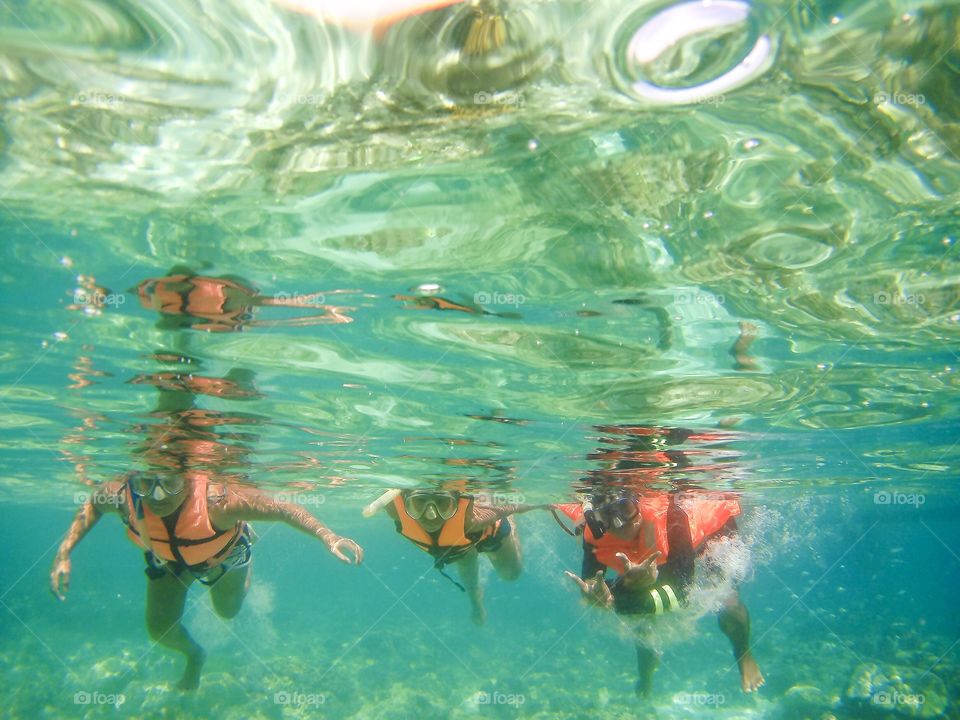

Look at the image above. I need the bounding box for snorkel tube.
[582,499,607,539]
[362,489,402,517]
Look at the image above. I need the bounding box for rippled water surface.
[1,0,959,718]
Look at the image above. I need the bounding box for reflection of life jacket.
[124,475,243,570]
[392,496,497,563]
[128,372,256,399]
[557,494,740,575]
[136,274,253,329]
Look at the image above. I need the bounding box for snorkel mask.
[583,496,639,538]
[132,473,185,502]
[404,491,460,521]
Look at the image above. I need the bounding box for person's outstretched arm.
[50,481,124,601]
[468,500,549,532]
[212,486,363,565]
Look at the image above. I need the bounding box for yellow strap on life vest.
[661,584,679,610]
[649,587,664,614]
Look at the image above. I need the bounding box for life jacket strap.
[648,584,680,614]
[649,587,664,614]
[434,563,466,593]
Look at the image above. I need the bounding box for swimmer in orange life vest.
[375,489,542,625]
[50,472,363,691]
[559,490,764,696]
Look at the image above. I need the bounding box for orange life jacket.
[556,494,740,575]
[124,475,242,570]
[392,496,497,563]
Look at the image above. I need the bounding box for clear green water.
[1,0,959,718]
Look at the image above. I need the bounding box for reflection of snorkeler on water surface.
[134,266,358,331]
[393,290,520,319]
[587,424,744,484]
[557,425,763,697]
[275,0,506,55]
[129,356,264,401]
[50,363,363,692]
[127,362,265,478]
[731,321,760,372]
[365,487,545,625]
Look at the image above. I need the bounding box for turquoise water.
[1,0,959,718]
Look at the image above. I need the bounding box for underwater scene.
[1,0,959,718]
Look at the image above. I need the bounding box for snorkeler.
[50,471,363,691]
[368,488,541,625]
[559,489,764,696]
